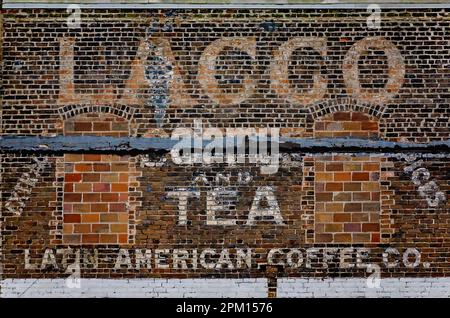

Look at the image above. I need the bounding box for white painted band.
[0,278,268,298]
[2,277,450,298]
[278,277,450,298]
[3,3,450,9]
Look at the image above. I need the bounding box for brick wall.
[0,8,449,298]
[312,112,383,243]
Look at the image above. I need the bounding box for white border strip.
[1,278,268,298]
[278,277,450,298]
[2,277,450,298]
[3,3,450,9]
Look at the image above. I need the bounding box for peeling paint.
[3,156,49,216]
[145,41,173,127]
[404,158,447,208]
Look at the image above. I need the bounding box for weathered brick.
[0,8,448,298]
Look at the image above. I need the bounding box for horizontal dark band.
[1,135,449,154]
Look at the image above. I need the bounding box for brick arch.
[302,109,392,245]
[63,112,131,137]
[57,105,135,122]
[309,98,385,120]
[55,105,138,136]
[313,110,380,139]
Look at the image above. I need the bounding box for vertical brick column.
[62,113,131,245]
[314,155,381,243]
[313,111,381,243]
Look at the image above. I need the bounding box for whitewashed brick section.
[278,278,450,298]
[1,278,267,298]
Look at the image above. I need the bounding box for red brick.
[93,122,111,131]
[101,193,119,202]
[64,214,81,223]
[316,213,333,222]
[63,234,81,244]
[334,172,352,181]
[371,233,381,243]
[111,224,128,233]
[90,203,109,212]
[344,203,362,212]
[325,203,344,212]
[100,234,118,244]
[74,183,92,192]
[83,193,101,202]
[344,182,361,191]
[351,112,370,121]
[111,163,129,172]
[362,223,380,232]
[325,223,343,232]
[100,213,118,222]
[65,173,82,182]
[82,173,101,182]
[352,172,370,181]
[84,154,102,161]
[93,183,111,192]
[363,202,380,212]
[74,163,92,172]
[101,173,119,182]
[333,233,352,243]
[81,213,100,223]
[64,183,73,192]
[93,163,110,172]
[326,162,343,171]
[64,193,82,202]
[316,192,333,202]
[72,204,91,213]
[333,112,351,121]
[352,213,370,222]
[74,122,92,131]
[333,213,352,222]
[352,192,371,201]
[343,122,361,131]
[363,162,380,171]
[92,224,110,233]
[64,154,83,162]
[344,223,361,232]
[82,234,99,244]
[326,183,343,191]
[333,192,352,201]
[110,203,127,212]
[315,234,333,243]
[74,224,91,233]
[111,183,128,192]
[353,233,371,243]
[118,234,128,244]
[361,122,378,131]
